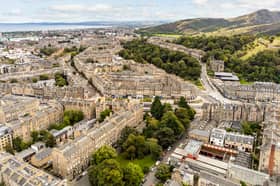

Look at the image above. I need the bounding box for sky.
[0,0,280,23]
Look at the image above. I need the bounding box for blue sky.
[0,0,280,23]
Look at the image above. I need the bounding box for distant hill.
[140,9,280,35]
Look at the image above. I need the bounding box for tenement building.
[52,102,143,180]
[0,95,63,141]
[0,152,66,186]
[74,52,197,99]
[224,132,254,152]
[0,125,13,152]
[0,83,90,100]
[201,102,273,122]
[259,107,280,177]
[217,81,280,102]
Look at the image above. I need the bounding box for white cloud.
[193,0,208,5]
[50,4,113,13]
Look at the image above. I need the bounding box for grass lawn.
[189,79,205,90]
[239,37,280,60]
[240,79,254,85]
[116,153,156,170]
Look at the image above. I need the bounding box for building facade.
[52,103,143,180]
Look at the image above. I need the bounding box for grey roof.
[215,72,234,77]
[189,129,210,138]
[16,148,36,159]
[33,148,52,161]
[184,140,203,155]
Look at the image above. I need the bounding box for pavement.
[70,174,91,186]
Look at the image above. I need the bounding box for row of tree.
[119,39,201,81]
[175,35,255,56]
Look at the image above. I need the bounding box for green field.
[153,33,182,38]
[116,154,155,170]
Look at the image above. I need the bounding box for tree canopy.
[155,164,172,183]
[175,35,280,83]
[119,39,201,81]
[88,146,144,186]
[91,145,117,165]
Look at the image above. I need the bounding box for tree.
[155,127,176,149]
[4,144,14,155]
[178,97,190,109]
[177,97,195,120]
[55,73,68,87]
[99,109,112,123]
[91,145,117,165]
[151,96,163,120]
[117,127,139,147]
[45,134,56,147]
[160,112,185,137]
[162,103,172,114]
[123,163,144,186]
[122,134,148,159]
[88,159,124,186]
[12,137,27,152]
[31,131,40,143]
[143,117,159,138]
[175,108,191,129]
[146,138,162,160]
[155,164,171,183]
[63,110,84,125]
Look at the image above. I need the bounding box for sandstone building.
[52,102,143,180]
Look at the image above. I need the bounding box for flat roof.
[220,76,239,81]
[189,129,210,138]
[184,140,203,156]
[214,72,234,77]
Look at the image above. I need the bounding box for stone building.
[258,106,280,177]
[201,102,270,122]
[0,83,89,100]
[0,152,66,186]
[52,102,143,180]
[0,125,13,152]
[210,128,227,147]
[0,95,63,141]
[209,59,224,72]
[74,53,197,100]
[189,129,210,143]
[218,82,280,102]
[60,98,96,119]
[224,133,254,152]
[228,163,269,186]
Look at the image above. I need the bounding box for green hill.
[140,9,280,36]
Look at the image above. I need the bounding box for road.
[149,38,240,105]
[70,174,91,186]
